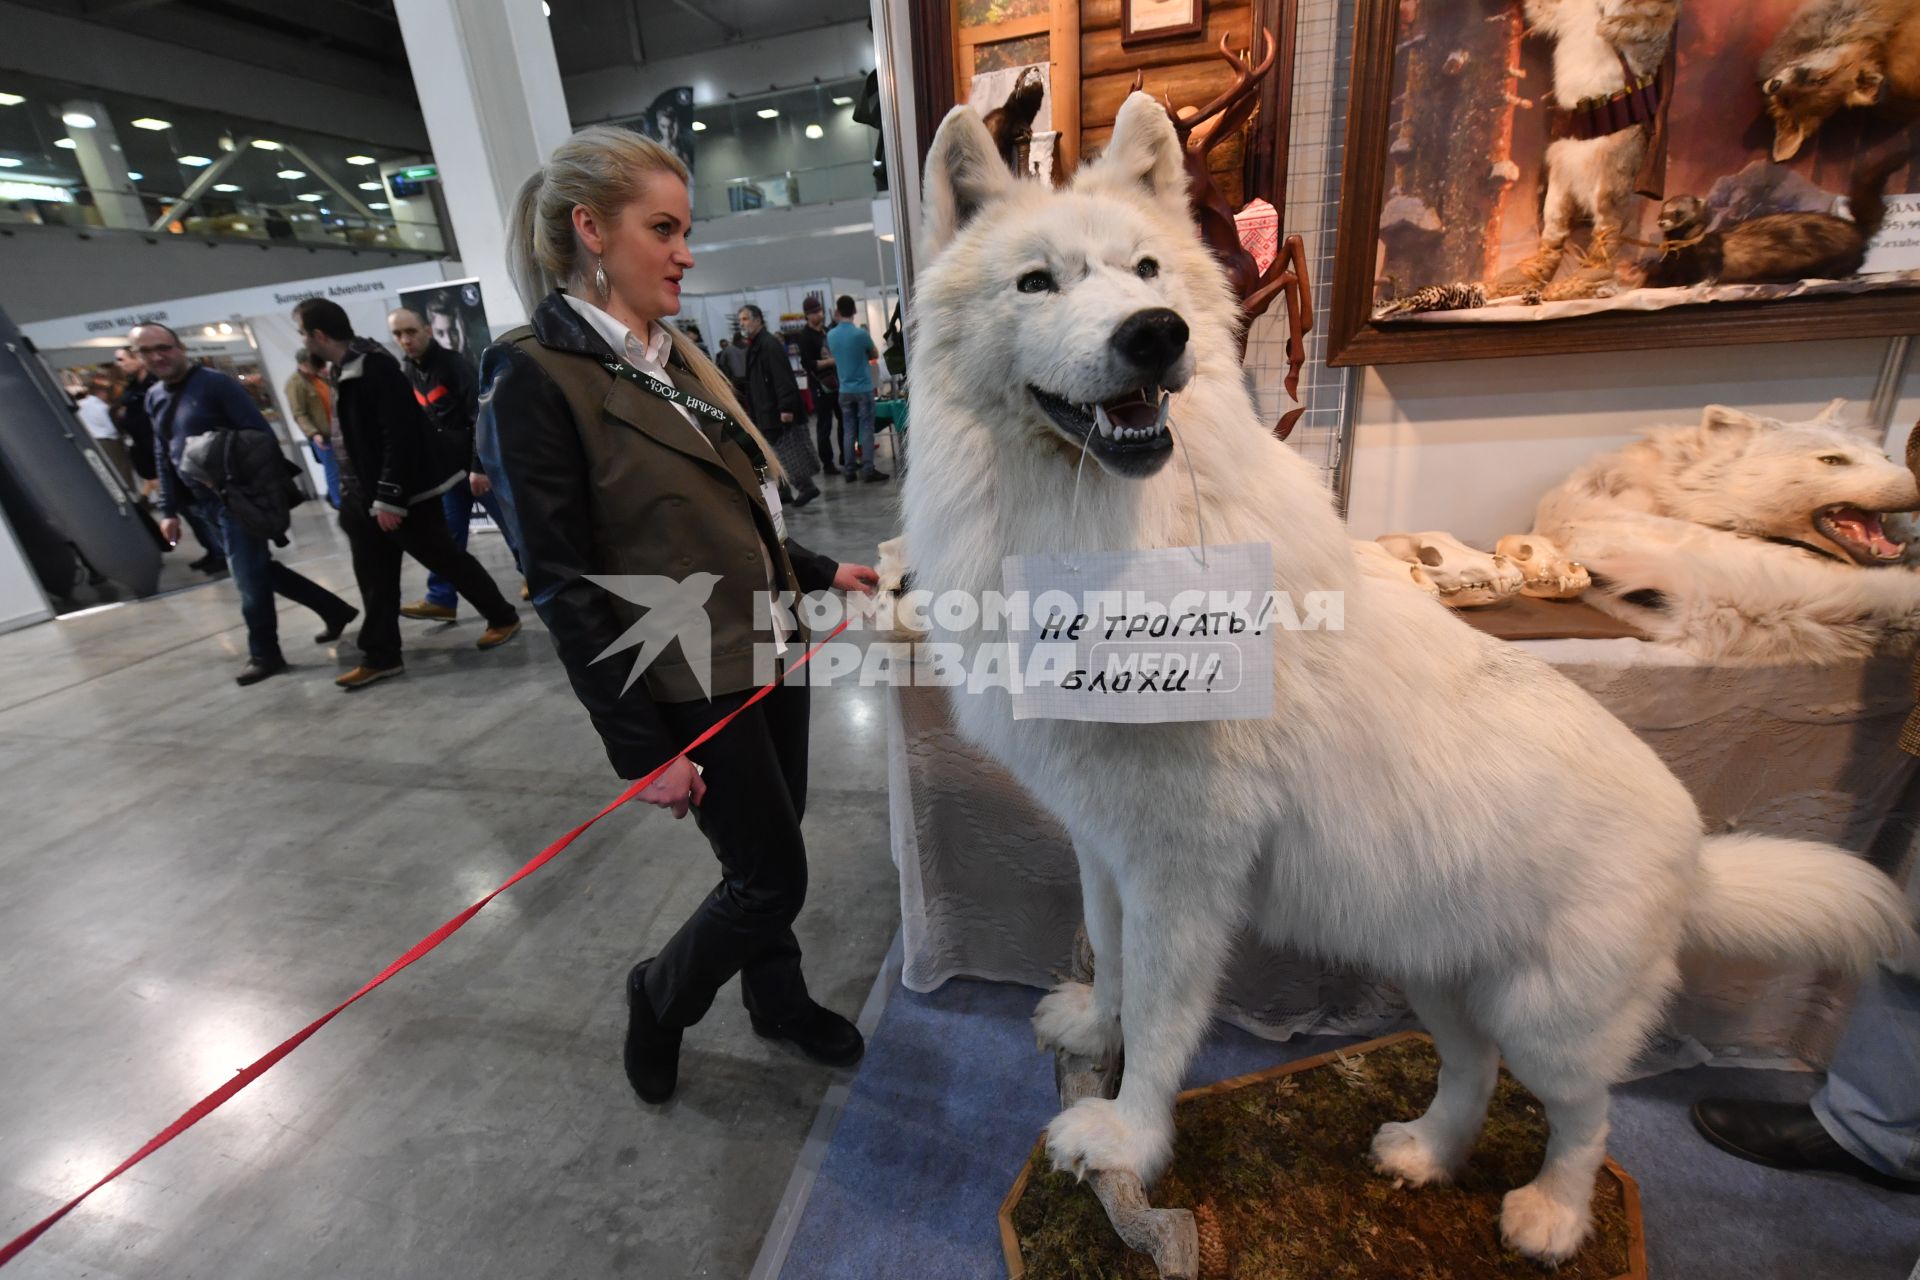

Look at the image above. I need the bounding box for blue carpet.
[779,979,1920,1279]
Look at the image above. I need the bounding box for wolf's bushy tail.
[1684,833,1914,973]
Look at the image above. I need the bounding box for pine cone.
[1194,1201,1229,1278]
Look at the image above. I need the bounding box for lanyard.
[600,357,769,476]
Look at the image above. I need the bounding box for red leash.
[0,620,848,1269]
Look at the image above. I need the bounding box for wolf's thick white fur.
[906,94,1915,1263]
[1535,404,1920,664]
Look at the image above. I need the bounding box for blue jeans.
[839,390,877,476]
[1812,960,1920,1179]
[194,497,351,663]
[307,438,340,509]
[425,478,523,609]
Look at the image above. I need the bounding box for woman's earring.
[594,260,609,301]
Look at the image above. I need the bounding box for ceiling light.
[346,155,375,165]
[358,181,381,190]
[61,111,97,129]
[542,0,551,13]
[804,123,823,140]
[126,171,143,181]
[250,139,283,150]
[232,222,249,231]
[318,207,331,214]
[0,158,21,168]
[368,201,389,210]
[213,182,241,192]
[756,108,779,119]
[179,155,213,166]
[0,93,24,107]
[217,322,233,335]
[276,169,306,179]
[297,193,322,202]
[54,139,76,150]
[832,96,853,106]
[131,117,171,131]
[0,180,70,201]
[202,326,217,337]
[691,121,706,132]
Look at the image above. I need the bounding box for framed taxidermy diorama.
[1124,0,1207,48]
[1329,0,1920,366]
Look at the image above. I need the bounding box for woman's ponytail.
[507,167,551,316]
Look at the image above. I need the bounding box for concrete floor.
[0,467,905,1279]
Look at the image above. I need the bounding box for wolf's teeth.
[1153,392,1172,433]
[1093,404,1115,437]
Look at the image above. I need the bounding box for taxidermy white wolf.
[904,93,1915,1263]
[1534,403,1920,664]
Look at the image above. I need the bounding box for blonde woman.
[477,127,878,1105]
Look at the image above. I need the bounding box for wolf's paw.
[1369,1120,1459,1187]
[1045,1098,1173,1185]
[1032,982,1121,1059]
[1500,1183,1592,1264]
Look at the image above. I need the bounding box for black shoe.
[624,961,681,1104]
[235,656,287,686]
[749,1001,865,1068]
[314,607,359,644]
[789,487,819,509]
[1691,1099,1920,1193]
[189,554,227,574]
[842,470,859,481]
[863,470,891,483]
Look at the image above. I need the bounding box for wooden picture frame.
[1327,0,1920,367]
[1122,0,1205,49]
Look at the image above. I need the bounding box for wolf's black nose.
[1110,308,1188,379]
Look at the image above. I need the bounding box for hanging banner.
[637,86,696,176]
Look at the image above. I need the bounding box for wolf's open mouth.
[1029,386,1176,478]
[1815,505,1907,564]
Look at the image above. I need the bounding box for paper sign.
[1860,195,1920,276]
[1002,542,1281,723]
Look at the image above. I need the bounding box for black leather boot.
[749,1001,865,1068]
[624,961,681,1104]
[1691,1099,1920,1193]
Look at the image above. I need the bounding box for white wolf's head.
[914,93,1239,479]
[1625,401,1918,565]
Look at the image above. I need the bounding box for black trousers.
[812,389,841,468]
[338,498,517,668]
[643,681,812,1030]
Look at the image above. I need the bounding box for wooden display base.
[999,1031,1647,1280]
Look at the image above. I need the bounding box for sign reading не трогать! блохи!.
[1002,541,1323,723]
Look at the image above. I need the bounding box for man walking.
[134,322,357,685]
[284,348,340,509]
[387,306,523,621]
[736,304,820,506]
[794,296,840,471]
[293,299,520,690]
[824,295,887,482]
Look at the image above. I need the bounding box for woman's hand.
[638,756,706,818]
[833,563,880,595]
[469,471,492,496]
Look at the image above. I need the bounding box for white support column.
[61,99,145,230]
[394,0,572,333]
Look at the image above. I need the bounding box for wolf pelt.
[1495,0,1678,293]
[1535,403,1920,664]
[906,93,1914,1264]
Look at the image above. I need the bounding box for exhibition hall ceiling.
[28,0,872,84]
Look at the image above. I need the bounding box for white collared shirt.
[561,293,716,454]
[562,292,789,654]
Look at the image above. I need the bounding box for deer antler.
[1174,30,1278,152]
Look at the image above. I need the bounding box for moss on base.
[1009,1038,1633,1279]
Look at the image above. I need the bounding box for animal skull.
[1494,533,1591,599]
[1375,532,1524,608]
[1351,538,1440,597]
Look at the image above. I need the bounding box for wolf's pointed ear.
[1077,92,1188,221]
[1699,404,1760,437]
[1813,397,1848,424]
[924,105,1013,257]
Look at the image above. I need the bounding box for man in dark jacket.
[387,306,524,621]
[118,342,223,568]
[736,304,819,506]
[794,296,841,471]
[293,298,521,690]
[133,323,357,686]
